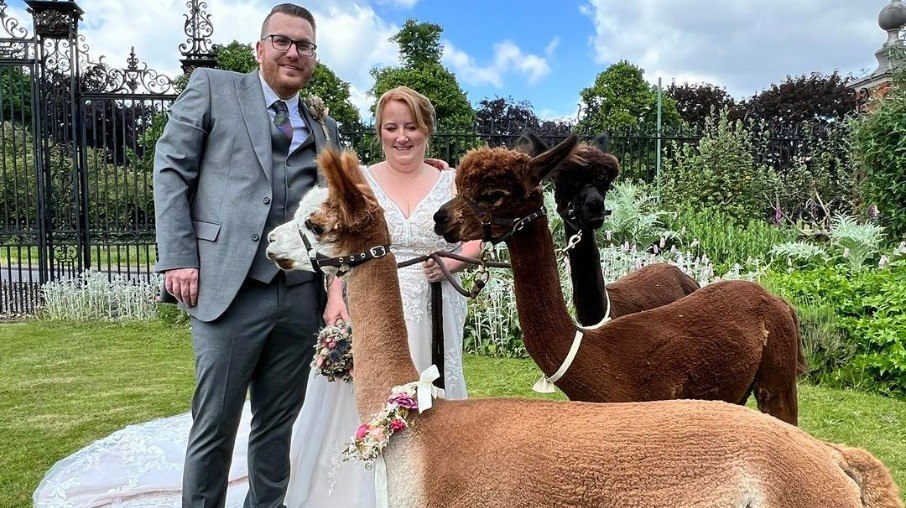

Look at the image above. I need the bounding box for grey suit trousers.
[182,274,322,508]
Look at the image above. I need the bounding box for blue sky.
[3,0,890,122]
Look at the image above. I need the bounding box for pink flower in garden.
[869,205,879,220]
[355,424,369,440]
[390,418,408,432]
[774,204,783,226]
[879,255,889,268]
[606,230,612,241]
[843,248,850,258]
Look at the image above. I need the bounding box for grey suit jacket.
[153,68,340,322]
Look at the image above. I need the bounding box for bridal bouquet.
[312,321,353,382]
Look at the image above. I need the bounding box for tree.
[577,60,682,133]
[370,19,475,133]
[475,96,539,136]
[392,19,443,68]
[214,40,257,73]
[740,71,858,132]
[666,82,740,132]
[213,40,360,127]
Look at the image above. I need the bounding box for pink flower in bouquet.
[390,418,407,432]
[316,357,324,367]
[355,424,370,440]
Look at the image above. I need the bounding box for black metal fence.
[0,0,820,315]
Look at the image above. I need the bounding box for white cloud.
[442,39,551,88]
[581,0,882,99]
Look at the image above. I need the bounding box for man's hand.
[425,158,451,171]
[164,268,199,308]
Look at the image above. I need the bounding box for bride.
[33,86,480,507]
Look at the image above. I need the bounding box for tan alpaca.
[267,149,901,508]
[433,135,805,425]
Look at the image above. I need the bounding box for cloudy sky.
[3,0,890,121]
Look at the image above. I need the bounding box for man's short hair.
[261,3,316,37]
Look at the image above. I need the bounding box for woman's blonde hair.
[374,86,437,138]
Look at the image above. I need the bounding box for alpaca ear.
[603,153,621,182]
[524,134,578,188]
[514,130,548,157]
[320,149,371,223]
[593,133,611,153]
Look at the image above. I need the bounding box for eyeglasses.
[262,34,317,57]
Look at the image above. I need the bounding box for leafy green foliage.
[599,181,676,249]
[0,66,33,124]
[764,263,906,396]
[660,108,779,223]
[213,40,258,73]
[850,81,906,240]
[370,19,475,134]
[771,122,855,224]
[577,60,682,132]
[391,19,443,68]
[829,215,885,271]
[664,204,797,274]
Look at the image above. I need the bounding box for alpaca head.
[433,135,579,243]
[516,132,620,231]
[267,148,390,276]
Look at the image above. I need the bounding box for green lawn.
[2,320,904,507]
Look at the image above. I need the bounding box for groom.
[153,4,344,506]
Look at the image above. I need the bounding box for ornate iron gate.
[0,0,215,314]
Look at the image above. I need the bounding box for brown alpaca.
[517,131,700,326]
[268,148,901,507]
[433,136,807,425]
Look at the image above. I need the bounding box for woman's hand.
[423,258,446,283]
[323,277,350,325]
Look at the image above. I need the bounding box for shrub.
[762,262,906,396]
[598,181,677,249]
[850,79,906,240]
[660,108,779,224]
[40,270,161,321]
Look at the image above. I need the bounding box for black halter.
[561,200,612,233]
[463,197,547,245]
[298,225,390,277]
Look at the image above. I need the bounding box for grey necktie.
[270,100,293,144]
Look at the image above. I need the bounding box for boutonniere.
[304,94,331,141]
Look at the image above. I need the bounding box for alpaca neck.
[345,253,421,420]
[564,223,608,326]
[506,217,583,376]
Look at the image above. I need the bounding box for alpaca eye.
[305,219,325,236]
[480,191,506,207]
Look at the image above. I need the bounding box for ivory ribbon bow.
[416,364,445,412]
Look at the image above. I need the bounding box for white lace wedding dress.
[33,166,468,507]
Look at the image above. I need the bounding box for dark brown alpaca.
[434,136,807,425]
[268,147,901,507]
[517,131,699,326]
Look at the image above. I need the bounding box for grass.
[2,320,905,507]
[0,244,157,270]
